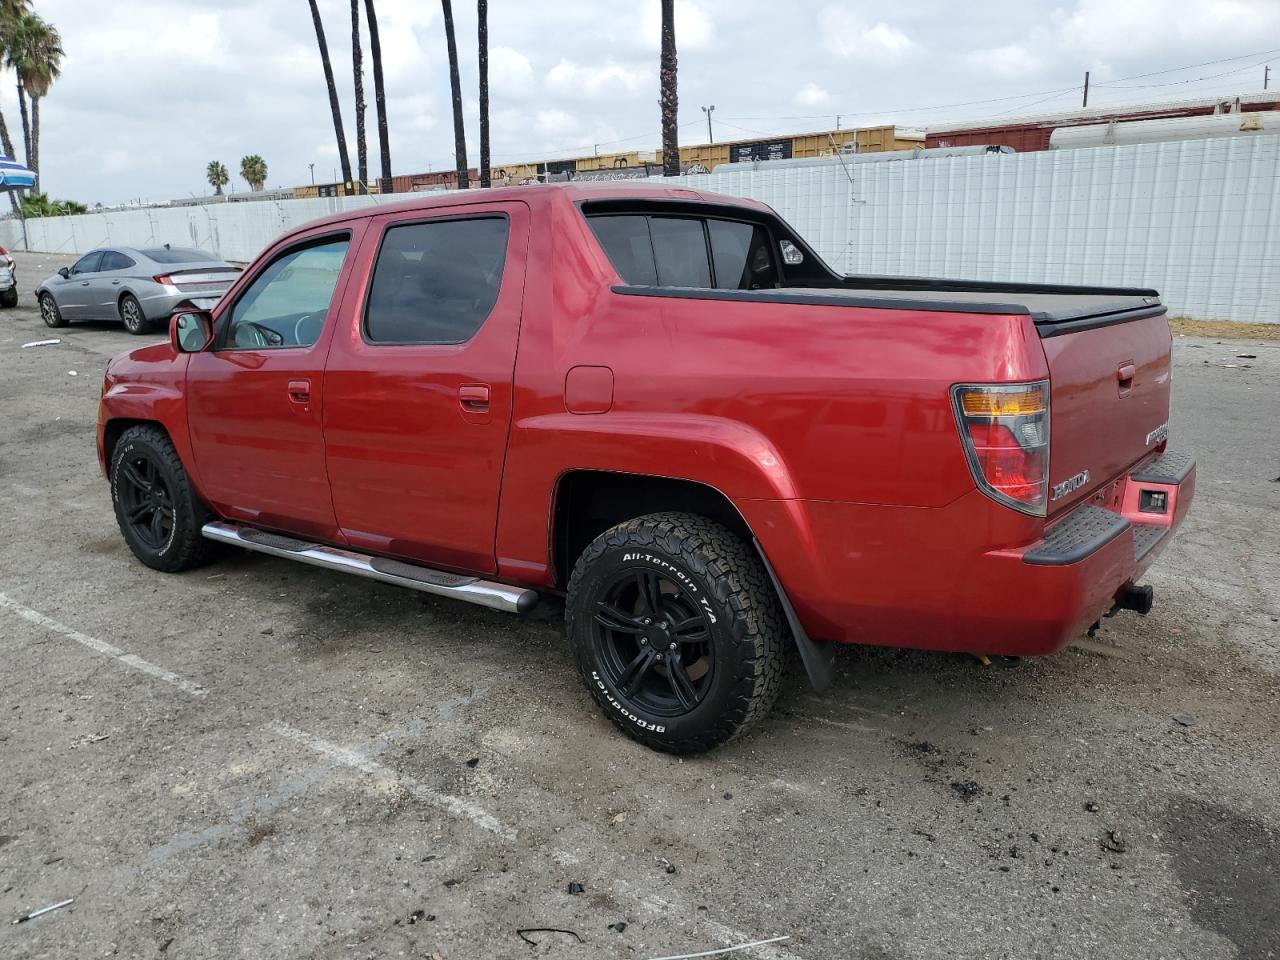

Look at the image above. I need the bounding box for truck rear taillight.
[952,381,1050,516]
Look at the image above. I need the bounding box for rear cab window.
[587,210,778,290]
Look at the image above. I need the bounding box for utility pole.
[701,105,715,144]
[308,163,315,184]
[1265,65,1271,90]
[1082,70,1090,108]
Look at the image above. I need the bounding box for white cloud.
[794,82,832,106]
[544,58,653,101]
[489,46,534,97]
[536,109,576,136]
[1054,0,1280,59]
[968,44,1042,79]
[638,1,715,51]
[820,4,915,59]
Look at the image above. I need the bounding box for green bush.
[20,192,89,218]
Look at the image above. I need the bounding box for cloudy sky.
[12,0,1280,204]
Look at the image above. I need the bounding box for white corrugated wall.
[4,135,1278,322]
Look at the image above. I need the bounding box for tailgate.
[1041,311,1172,516]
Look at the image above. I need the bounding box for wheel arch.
[103,417,172,468]
[549,468,835,692]
[550,470,754,590]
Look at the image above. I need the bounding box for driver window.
[224,236,350,350]
[70,252,103,275]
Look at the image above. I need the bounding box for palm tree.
[0,0,27,210]
[440,0,468,189]
[350,0,367,192]
[240,155,268,192]
[206,161,230,196]
[364,0,392,192]
[6,12,61,189]
[477,0,489,188]
[660,0,679,176]
[307,0,352,186]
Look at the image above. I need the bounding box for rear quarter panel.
[495,192,1051,586]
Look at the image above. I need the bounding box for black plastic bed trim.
[1023,505,1131,566]
[611,284,1031,316]
[1034,304,1168,337]
[610,285,1167,332]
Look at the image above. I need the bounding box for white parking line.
[0,592,207,697]
[267,720,516,841]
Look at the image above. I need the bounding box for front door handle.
[287,379,312,406]
[458,383,490,413]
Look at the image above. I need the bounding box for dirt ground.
[1,250,1277,960]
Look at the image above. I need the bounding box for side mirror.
[170,310,213,353]
[57,266,70,279]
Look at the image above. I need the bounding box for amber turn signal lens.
[959,388,1046,418]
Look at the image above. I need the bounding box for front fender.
[97,348,202,496]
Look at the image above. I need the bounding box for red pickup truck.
[98,183,1194,752]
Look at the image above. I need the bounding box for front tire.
[39,292,66,328]
[566,513,786,753]
[120,294,149,335]
[110,425,215,572]
[0,287,17,308]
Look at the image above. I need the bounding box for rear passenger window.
[649,217,711,287]
[100,251,136,271]
[365,217,509,345]
[588,216,657,285]
[708,220,774,289]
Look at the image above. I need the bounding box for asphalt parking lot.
[1,249,1277,960]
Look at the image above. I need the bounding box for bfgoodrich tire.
[566,512,786,753]
[110,424,215,572]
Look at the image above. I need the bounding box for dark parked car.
[37,245,240,334]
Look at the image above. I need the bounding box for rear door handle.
[287,379,311,406]
[458,383,490,413]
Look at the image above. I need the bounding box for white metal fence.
[4,134,1278,322]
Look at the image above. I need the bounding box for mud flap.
[753,539,835,692]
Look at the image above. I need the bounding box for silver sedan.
[36,245,241,335]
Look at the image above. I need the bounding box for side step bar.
[201,521,539,615]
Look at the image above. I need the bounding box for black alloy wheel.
[592,566,715,716]
[566,512,787,753]
[117,452,176,551]
[109,424,216,572]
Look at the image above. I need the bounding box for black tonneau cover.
[612,282,1166,336]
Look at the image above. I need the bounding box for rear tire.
[39,292,66,328]
[110,424,215,572]
[566,512,786,753]
[120,294,149,335]
[0,287,17,308]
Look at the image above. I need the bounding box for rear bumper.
[740,449,1195,657]
[138,285,230,320]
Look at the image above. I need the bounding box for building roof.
[925,91,1280,133]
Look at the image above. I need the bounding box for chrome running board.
[201,521,538,615]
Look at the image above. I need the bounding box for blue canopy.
[0,155,35,190]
